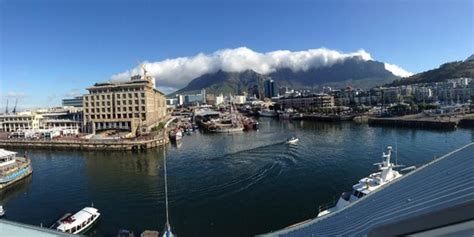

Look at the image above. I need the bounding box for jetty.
[261,143,474,236]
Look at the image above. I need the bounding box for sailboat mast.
[163,148,170,227]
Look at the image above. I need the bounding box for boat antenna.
[163,147,171,231]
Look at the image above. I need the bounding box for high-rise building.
[82,69,167,135]
[264,79,279,98]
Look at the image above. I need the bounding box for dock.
[0,136,167,151]
[261,143,474,236]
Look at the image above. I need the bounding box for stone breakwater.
[368,113,474,129]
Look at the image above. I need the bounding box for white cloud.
[3,91,29,99]
[384,63,413,78]
[111,47,410,89]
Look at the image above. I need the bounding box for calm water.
[1,119,473,236]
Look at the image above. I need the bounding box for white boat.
[258,109,278,117]
[0,149,33,190]
[286,137,299,144]
[0,205,5,217]
[51,207,100,234]
[317,146,403,217]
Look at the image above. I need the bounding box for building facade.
[264,79,279,98]
[278,94,335,111]
[83,73,167,134]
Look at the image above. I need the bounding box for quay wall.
[0,137,168,151]
[368,117,457,129]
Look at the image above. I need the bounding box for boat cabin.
[53,207,100,234]
[0,149,17,167]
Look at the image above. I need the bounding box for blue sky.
[0,0,473,109]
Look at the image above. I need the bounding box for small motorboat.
[50,207,100,234]
[286,137,299,144]
[0,205,5,217]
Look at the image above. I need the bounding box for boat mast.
[163,147,171,231]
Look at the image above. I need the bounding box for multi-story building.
[0,112,43,132]
[83,71,167,134]
[278,94,334,111]
[62,96,84,108]
[264,79,279,98]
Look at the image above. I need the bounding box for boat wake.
[168,141,300,203]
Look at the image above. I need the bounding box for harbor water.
[1,119,472,236]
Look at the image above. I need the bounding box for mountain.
[389,55,474,86]
[174,70,268,95]
[173,57,400,95]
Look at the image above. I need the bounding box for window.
[135,93,138,97]
[141,93,145,97]
[117,114,121,118]
[102,95,105,99]
[102,108,105,112]
[117,94,121,99]
[135,106,139,111]
[102,102,105,106]
[141,99,145,104]
[129,100,132,105]
[117,101,120,105]
[107,95,110,99]
[96,102,99,106]
[142,106,145,111]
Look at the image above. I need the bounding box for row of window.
[88,113,146,120]
[85,92,146,100]
[85,106,146,113]
[90,87,144,94]
[84,99,146,107]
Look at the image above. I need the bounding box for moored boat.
[50,207,100,234]
[258,108,278,117]
[317,146,404,217]
[0,149,33,190]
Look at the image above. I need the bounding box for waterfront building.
[0,112,43,132]
[215,94,224,106]
[277,94,334,111]
[83,70,166,134]
[264,79,279,98]
[62,96,83,108]
[232,95,246,105]
[166,98,178,109]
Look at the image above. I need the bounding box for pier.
[261,143,474,236]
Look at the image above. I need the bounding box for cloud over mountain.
[110,47,411,91]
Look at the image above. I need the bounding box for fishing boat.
[258,108,278,117]
[0,149,33,190]
[286,137,299,144]
[50,207,100,234]
[0,205,5,217]
[317,146,404,217]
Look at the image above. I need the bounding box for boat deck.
[261,143,474,236]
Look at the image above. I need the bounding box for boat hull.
[0,166,33,190]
